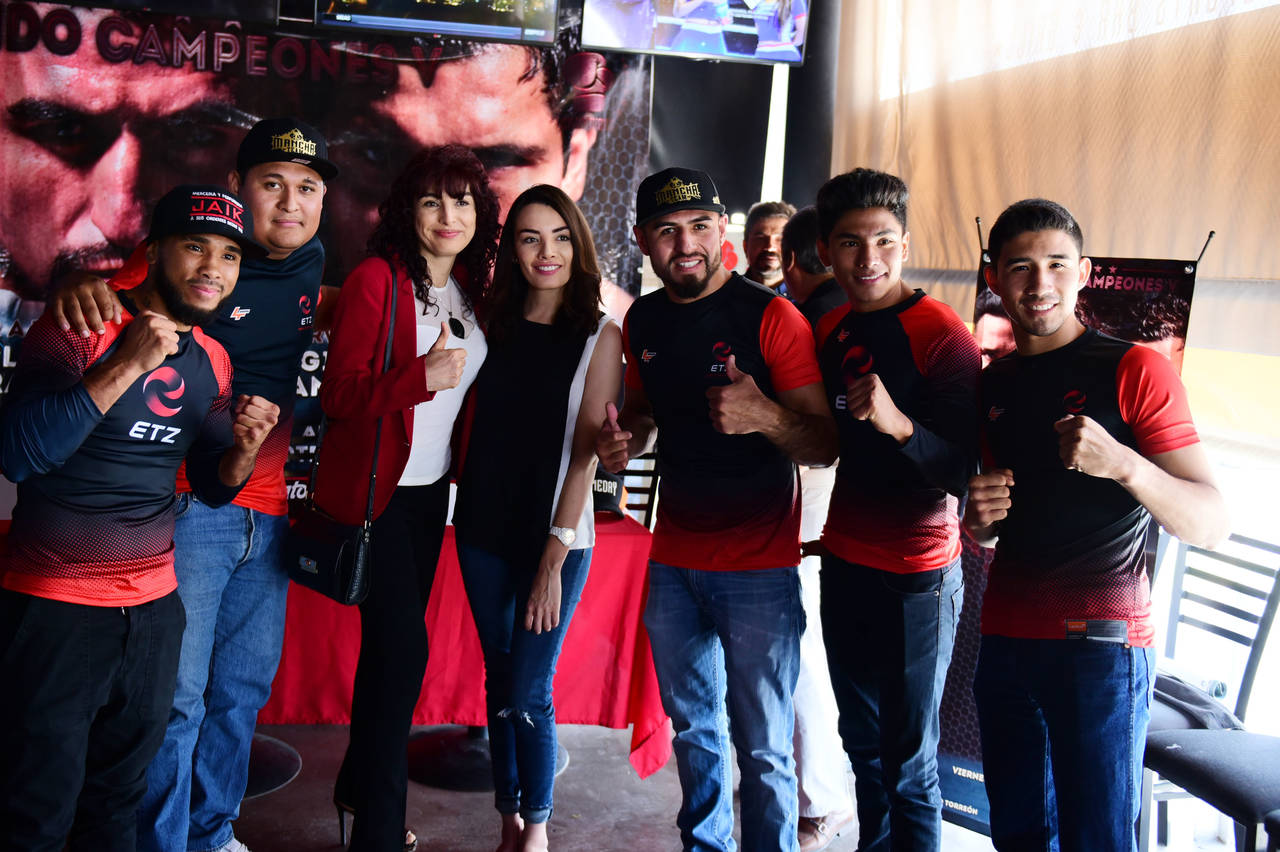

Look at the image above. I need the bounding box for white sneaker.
[213,839,250,852]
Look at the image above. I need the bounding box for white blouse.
[397,276,487,486]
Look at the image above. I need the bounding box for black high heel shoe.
[332,797,417,851]
[334,797,353,846]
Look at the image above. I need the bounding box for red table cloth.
[260,514,673,778]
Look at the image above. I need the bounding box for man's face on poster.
[324,46,598,276]
[0,13,241,298]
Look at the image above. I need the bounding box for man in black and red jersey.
[0,185,279,850]
[812,168,980,851]
[778,204,856,852]
[965,199,1228,851]
[597,167,837,852]
[52,118,337,852]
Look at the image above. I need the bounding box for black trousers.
[338,478,450,852]
[0,588,185,852]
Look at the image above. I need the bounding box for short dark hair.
[486,184,603,346]
[780,206,827,275]
[974,283,1008,321]
[745,201,796,238]
[987,198,1084,264]
[815,168,909,237]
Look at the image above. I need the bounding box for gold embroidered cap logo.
[270,128,317,158]
[655,177,702,207]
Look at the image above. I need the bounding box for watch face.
[553,527,576,546]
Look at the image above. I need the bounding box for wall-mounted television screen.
[60,1,279,24]
[315,0,559,45]
[582,0,808,65]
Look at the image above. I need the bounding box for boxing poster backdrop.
[0,2,652,506]
[937,252,1199,833]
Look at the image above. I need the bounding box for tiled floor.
[235,724,997,851]
[236,724,1253,850]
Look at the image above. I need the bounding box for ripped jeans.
[457,542,591,823]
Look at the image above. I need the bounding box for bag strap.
[306,262,400,528]
[362,267,399,527]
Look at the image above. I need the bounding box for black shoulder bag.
[285,267,399,605]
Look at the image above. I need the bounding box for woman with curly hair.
[452,184,623,852]
[314,144,500,851]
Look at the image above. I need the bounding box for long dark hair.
[366,144,500,313]
[486,184,603,346]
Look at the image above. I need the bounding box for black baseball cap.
[147,185,268,258]
[236,117,338,180]
[635,167,725,227]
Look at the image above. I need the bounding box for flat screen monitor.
[61,1,279,24]
[315,0,559,45]
[582,0,809,65]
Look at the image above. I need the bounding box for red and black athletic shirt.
[112,238,324,516]
[0,297,240,606]
[623,274,822,571]
[814,290,980,573]
[979,329,1199,646]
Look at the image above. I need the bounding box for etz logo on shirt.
[708,341,733,375]
[131,366,186,444]
[298,294,314,330]
[143,367,185,417]
[834,345,874,412]
[1063,389,1087,415]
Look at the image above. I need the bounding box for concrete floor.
[234,724,997,851]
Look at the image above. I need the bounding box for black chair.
[1139,532,1280,849]
[1145,730,1280,851]
[1265,808,1280,852]
[622,451,660,530]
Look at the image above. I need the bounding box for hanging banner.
[0,1,652,507]
[938,250,1199,834]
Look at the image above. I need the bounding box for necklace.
[429,277,470,339]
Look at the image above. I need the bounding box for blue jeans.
[139,495,290,852]
[457,543,591,823]
[820,556,963,852]
[974,636,1155,852]
[643,561,803,852]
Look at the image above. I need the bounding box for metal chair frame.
[621,451,660,530]
[1140,532,1280,850]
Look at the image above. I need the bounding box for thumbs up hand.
[595,401,633,473]
[424,322,466,391]
[706,354,768,435]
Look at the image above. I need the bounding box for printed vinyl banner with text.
[0,1,652,512]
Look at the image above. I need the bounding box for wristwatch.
[549,525,577,547]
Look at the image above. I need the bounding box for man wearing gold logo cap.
[597,166,837,852]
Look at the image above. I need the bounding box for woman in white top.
[453,185,623,852]
[316,145,499,852]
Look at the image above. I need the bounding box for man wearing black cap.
[597,167,837,852]
[0,185,279,851]
[53,118,337,852]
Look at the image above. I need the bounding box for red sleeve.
[759,297,822,393]
[1116,344,1199,456]
[623,312,644,390]
[320,256,434,420]
[192,328,234,397]
[813,302,852,349]
[106,244,150,292]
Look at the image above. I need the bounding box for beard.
[154,270,227,327]
[661,251,723,301]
